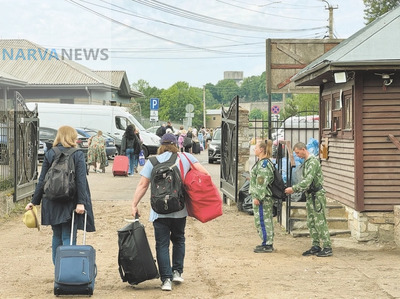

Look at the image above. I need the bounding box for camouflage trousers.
[253,198,274,246]
[306,191,332,248]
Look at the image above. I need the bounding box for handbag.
[179,152,222,223]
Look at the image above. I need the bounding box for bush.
[0,177,13,192]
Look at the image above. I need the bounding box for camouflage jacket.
[249,158,274,202]
[292,155,324,193]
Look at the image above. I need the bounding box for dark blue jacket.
[31,144,95,232]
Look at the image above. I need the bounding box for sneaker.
[172,270,184,283]
[253,245,274,253]
[302,246,321,256]
[134,167,138,173]
[161,279,172,291]
[316,247,333,257]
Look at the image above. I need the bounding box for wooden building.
[293,7,400,242]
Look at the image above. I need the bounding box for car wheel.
[115,145,121,155]
[208,158,213,164]
[142,146,149,158]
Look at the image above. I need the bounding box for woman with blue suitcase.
[25,126,96,265]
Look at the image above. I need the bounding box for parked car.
[208,128,221,164]
[38,140,47,161]
[39,127,89,157]
[75,128,117,158]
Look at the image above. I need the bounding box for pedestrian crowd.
[23,123,332,295]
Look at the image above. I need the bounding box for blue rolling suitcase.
[54,211,97,296]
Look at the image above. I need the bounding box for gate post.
[237,107,250,190]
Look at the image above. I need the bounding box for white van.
[26,103,160,157]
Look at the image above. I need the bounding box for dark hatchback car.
[208,128,221,164]
[75,128,117,158]
[39,127,89,157]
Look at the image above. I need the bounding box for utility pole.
[203,86,206,127]
[321,0,338,39]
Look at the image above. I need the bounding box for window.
[115,116,133,130]
[324,96,332,129]
[344,94,353,130]
[322,88,353,139]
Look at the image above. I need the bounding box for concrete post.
[394,205,400,247]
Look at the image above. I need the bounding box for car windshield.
[213,129,221,140]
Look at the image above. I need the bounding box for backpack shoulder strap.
[266,158,276,172]
[65,147,79,155]
[52,146,61,156]
[149,156,159,167]
[167,153,178,164]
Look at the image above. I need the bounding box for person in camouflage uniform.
[249,140,275,253]
[285,142,333,257]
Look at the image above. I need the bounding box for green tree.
[131,80,163,119]
[281,94,319,120]
[240,74,266,102]
[249,108,263,119]
[363,0,400,24]
[213,79,240,105]
[293,94,319,113]
[159,82,204,128]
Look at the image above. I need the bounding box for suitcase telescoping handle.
[69,210,87,246]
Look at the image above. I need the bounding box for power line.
[129,0,326,32]
[215,0,325,21]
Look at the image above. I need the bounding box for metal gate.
[0,91,38,202]
[220,96,239,203]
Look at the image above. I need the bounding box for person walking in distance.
[285,142,332,257]
[131,133,209,291]
[121,124,139,176]
[87,130,107,173]
[250,140,275,253]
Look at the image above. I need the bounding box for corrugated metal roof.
[0,39,114,87]
[294,6,400,82]
[0,69,26,86]
[93,71,125,88]
[93,71,143,97]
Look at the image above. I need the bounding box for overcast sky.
[0,0,366,89]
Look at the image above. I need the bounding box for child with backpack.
[25,126,95,265]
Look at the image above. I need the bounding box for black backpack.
[43,147,79,201]
[183,136,192,148]
[266,158,287,214]
[149,153,185,214]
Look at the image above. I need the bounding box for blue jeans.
[51,221,77,265]
[125,148,137,175]
[153,217,186,282]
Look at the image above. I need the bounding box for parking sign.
[150,98,159,110]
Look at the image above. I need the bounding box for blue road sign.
[150,98,159,110]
